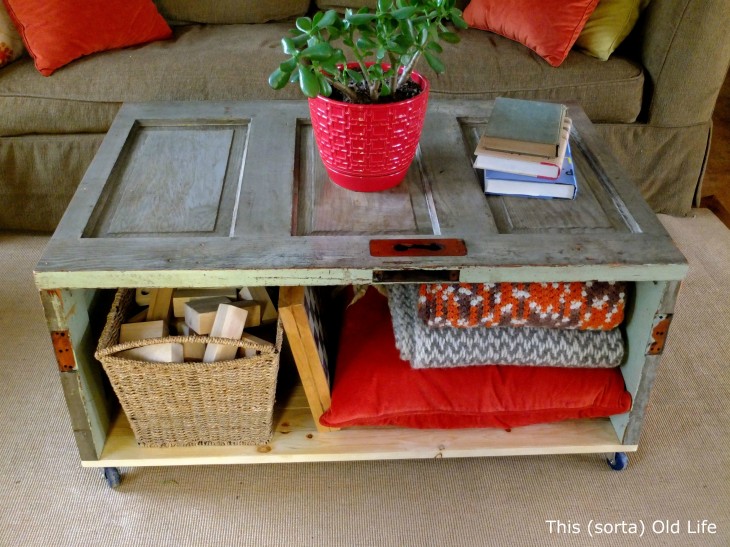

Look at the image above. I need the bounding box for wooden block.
[127,308,150,323]
[184,296,232,334]
[174,320,206,361]
[238,332,274,358]
[243,286,278,323]
[230,300,261,328]
[119,343,184,363]
[119,319,179,362]
[146,288,174,321]
[119,320,168,343]
[238,287,254,300]
[203,304,249,362]
[135,288,154,306]
[172,288,238,317]
[173,318,187,336]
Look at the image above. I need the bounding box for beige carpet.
[1,209,728,547]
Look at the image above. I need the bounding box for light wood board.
[84,385,635,467]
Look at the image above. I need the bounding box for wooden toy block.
[238,332,274,358]
[119,320,168,343]
[118,319,181,362]
[146,288,174,321]
[172,288,237,317]
[184,296,232,334]
[174,320,206,361]
[119,343,184,363]
[184,343,205,361]
[127,308,150,323]
[230,300,261,328]
[241,286,278,323]
[203,304,249,362]
[237,287,254,300]
[173,318,187,335]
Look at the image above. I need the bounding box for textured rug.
[0,209,727,547]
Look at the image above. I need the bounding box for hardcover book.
[481,97,568,158]
[484,142,578,200]
[474,117,572,179]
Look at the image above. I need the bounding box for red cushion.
[2,0,172,76]
[463,0,600,67]
[319,288,631,430]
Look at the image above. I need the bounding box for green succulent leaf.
[346,68,364,83]
[392,7,418,20]
[423,50,445,73]
[280,58,298,72]
[281,37,297,55]
[298,66,321,98]
[319,77,333,97]
[451,12,469,30]
[300,43,335,61]
[439,31,460,44]
[291,33,309,47]
[295,17,312,33]
[357,37,377,50]
[347,13,377,26]
[316,9,338,29]
[268,67,292,90]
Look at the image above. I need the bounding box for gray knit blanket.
[388,285,624,369]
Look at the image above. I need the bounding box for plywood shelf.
[83,386,635,468]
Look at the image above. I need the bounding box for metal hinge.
[51,330,75,372]
[646,314,673,355]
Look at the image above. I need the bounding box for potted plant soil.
[269,0,467,192]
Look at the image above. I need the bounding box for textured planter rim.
[308,66,430,192]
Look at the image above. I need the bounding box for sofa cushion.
[575,0,646,61]
[154,0,310,24]
[3,0,172,76]
[427,28,643,123]
[0,24,644,137]
[0,2,23,69]
[464,0,600,67]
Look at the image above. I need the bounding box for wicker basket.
[94,289,281,447]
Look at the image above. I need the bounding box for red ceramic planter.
[308,68,430,192]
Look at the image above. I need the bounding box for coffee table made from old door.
[34,100,687,469]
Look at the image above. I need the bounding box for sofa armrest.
[637,0,730,127]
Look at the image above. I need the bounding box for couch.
[1,0,728,232]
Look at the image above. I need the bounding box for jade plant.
[268,0,467,104]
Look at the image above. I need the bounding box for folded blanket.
[418,281,626,330]
[390,284,625,369]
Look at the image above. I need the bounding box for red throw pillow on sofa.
[319,287,631,430]
[2,0,172,76]
[463,0,600,67]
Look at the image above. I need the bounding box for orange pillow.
[2,0,172,76]
[463,0,600,67]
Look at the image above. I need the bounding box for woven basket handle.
[95,335,275,359]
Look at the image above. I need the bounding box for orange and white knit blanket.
[417,282,626,331]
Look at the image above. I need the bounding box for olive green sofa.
[1,0,728,231]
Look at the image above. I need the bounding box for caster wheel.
[606,452,629,471]
[103,467,122,488]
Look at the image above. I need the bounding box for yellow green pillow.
[575,0,650,61]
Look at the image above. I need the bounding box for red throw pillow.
[319,288,631,430]
[2,0,172,76]
[463,0,600,67]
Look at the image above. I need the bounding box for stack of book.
[474,97,577,200]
